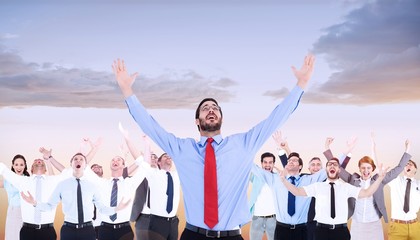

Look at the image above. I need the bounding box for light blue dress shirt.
[125,85,304,230]
[4,180,21,207]
[253,166,328,225]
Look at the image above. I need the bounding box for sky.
[0,0,419,237]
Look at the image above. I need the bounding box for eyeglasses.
[200,105,221,112]
[326,162,339,167]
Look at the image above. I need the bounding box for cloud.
[0,33,19,40]
[0,45,237,109]
[309,0,420,105]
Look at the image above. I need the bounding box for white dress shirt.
[353,178,380,223]
[388,176,420,221]
[87,158,151,224]
[37,175,115,224]
[148,168,180,217]
[0,163,72,224]
[303,180,360,225]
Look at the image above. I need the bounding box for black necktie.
[93,206,97,220]
[287,176,296,216]
[166,172,174,213]
[403,178,411,213]
[110,178,119,221]
[330,182,336,219]
[76,178,84,224]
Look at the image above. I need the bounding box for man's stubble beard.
[199,118,222,132]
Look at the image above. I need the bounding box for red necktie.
[204,137,218,229]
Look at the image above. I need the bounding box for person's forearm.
[359,177,382,198]
[280,176,307,196]
[46,160,54,175]
[48,157,65,172]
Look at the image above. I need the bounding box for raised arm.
[277,168,308,197]
[119,122,142,160]
[323,137,335,160]
[370,132,378,164]
[85,138,103,164]
[292,54,315,89]
[272,130,290,167]
[358,164,389,198]
[40,147,65,172]
[112,59,138,98]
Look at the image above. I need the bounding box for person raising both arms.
[112,54,315,239]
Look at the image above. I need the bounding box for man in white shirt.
[279,157,387,240]
[248,152,277,240]
[21,153,130,240]
[0,158,71,240]
[148,153,180,240]
[88,155,150,240]
[388,159,420,240]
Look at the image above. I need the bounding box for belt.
[257,214,275,218]
[185,223,241,238]
[101,221,131,229]
[316,222,347,230]
[276,221,306,229]
[63,221,93,229]
[391,218,418,224]
[23,222,54,229]
[150,214,178,221]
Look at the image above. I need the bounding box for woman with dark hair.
[0,154,30,240]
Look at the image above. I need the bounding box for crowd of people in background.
[1,54,419,240]
[1,131,418,240]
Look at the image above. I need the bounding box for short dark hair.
[195,98,223,119]
[260,152,276,163]
[327,157,340,166]
[158,153,168,162]
[288,152,303,172]
[408,160,417,169]
[70,152,87,163]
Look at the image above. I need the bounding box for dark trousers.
[134,214,151,240]
[274,223,307,240]
[307,221,317,240]
[148,215,179,240]
[180,228,244,240]
[98,224,133,240]
[20,225,57,240]
[61,224,96,240]
[315,226,350,240]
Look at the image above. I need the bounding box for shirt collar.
[32,174,46,180]
[198,134,223,146]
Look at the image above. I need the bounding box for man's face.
[150,154,158,168]
[196,101,222,132]
[404,161,417,178]
[110,156,125,171]
[285,156,302,172]
[261,156,274,172]
[91,165,103,177]
[31,159,47,174]
[159,154,172,169]
[308,159,322,174]
[71,155,86,171]
[326,160,340,180]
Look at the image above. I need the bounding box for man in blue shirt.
[112,54,315,240]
